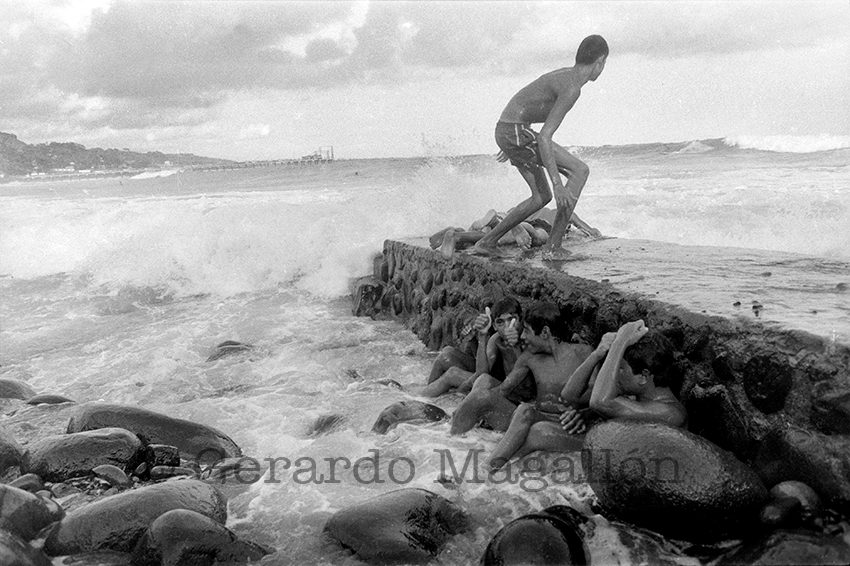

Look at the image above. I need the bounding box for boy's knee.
[514,403,538,424]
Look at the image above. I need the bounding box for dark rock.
[205,340,252,362]
[371,401,448,435]
[0,483,65,540]
[0,379,37,400]
[0,427,24,477]
[24,428,143,483]
[324,488,469,564]
[92,464,132,488]
[759,496,801,528]
[149,466,198,481]
[200,457,259,483]
[145,444,181,469]
[583,419,768,542]
[26,394,75,406]
[0,528,52,566]
[43,479,227,555]
[743,355,793,413]
[9,474,44,493]
[770,480,822,522]
[67,403,241,465]
[130,508,272,566]
[482,505,589,565]
[717,529,850,565]
[811,389,850,434]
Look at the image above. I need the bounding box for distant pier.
[192,146,335,172]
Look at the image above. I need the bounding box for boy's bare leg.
[450,388,517,435]
[428,347,475,384]
[488,404,544,471]
[474,167,551,257]
[543,146,590,257]
[422,367,473,397]
[502,421,585,464]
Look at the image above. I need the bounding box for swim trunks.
[495,121,543,172]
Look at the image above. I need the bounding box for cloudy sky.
[1,0,847,160]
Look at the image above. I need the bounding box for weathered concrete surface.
[353,238,850,510]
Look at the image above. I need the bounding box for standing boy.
[474,35,608,259]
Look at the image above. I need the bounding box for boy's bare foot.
[438,228,457,259]
[473,240,508,258]
[470,209,498,231]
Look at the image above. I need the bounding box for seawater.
[1,136,849,564]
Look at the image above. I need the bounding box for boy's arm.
[589,321,649,414]
[495,353,531,397]
[560,338,612,404]
[538,86,580,209]
[591,396,686,427]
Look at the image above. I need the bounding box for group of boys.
[424,298,686,472]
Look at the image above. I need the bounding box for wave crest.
[723,135,850,153]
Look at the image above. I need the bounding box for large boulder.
[0,484,64,540]
[66,403,241,464]
[131,508,271,565]
[0,379,37,401]
[23,427,144,482]
[324,488,469,564]
[481,505,589,566]
[0,529,51,566]
[583,419,769,542]
[43,479,227,556]
[371,401,447,435]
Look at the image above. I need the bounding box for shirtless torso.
[499,68,585,125]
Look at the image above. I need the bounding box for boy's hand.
[595,332,618,355]
[617,319,649,346]
[559,408,587,434]
[496,150,509,163]
[553,185,570,210]
[503,318,519,347]
[473,306,492,334]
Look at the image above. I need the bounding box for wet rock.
[9,474,44,493]
[770,480,821,522]
[811,389,850,434]
[92,464,132,488]
[743,355,793,413]
[43,479,227,556]
[0,529,52,566]
[24,428,143,483]
[67,403,241,465]
[0,379,37,401]
[371,401,448,434]
[583,419,768,542]
[760,496,801,528]
[352,275,385,318]
[325,488,469,564]
[205,340,252,362]
[26,394,75,406]
[482,505,589,565]
[717,529,850,565]
[0,427,24,476]
[308,414,345,436]
[0,483,65,540]
[145,444,180,469]
[131,508,272,566]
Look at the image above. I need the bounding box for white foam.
[724,134,850,153]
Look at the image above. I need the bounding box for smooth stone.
[0,427,24,476]
[583,419,769,542]
[67,403,241,465]
[149,466,197,481]
[145,444,180,469]
[769,480,821,522]
[205,340,252,362]
[9,474,44,493]
[50,483,81,498]
[92,464,133,488]
[0,380,37,401]
[0,528,52,566]
[131,508,272,565]
[26,394,75,406]
[481,505,589,566]
[760,496,802,528]
[0,483,65,540]
[24,427,143,482]
[43,479,227,556]
[371,400,447,434]
[717,529,850,565]
[324,488,469,564]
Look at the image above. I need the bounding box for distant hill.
[0,131,237,177]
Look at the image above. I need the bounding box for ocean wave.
[723,135,850,153]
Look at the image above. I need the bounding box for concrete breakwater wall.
[352,239,850,511]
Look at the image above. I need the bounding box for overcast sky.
[1,0,847,160]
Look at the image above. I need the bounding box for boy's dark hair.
[576,35,609,65]
[622,331,677,387]
[491,297,522,320]
[523,301,565,341]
